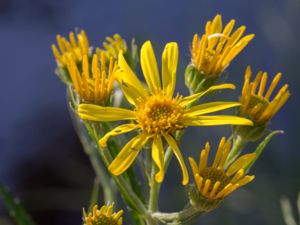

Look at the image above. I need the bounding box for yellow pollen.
[136,94,184,135]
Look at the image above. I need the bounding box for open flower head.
[67,53,116,105]
[189,137,255,200]
[190,14,254,77]
[84,204,123,225]
[52,30,90,67]
[239,66,290,125]
[96,34,127,60]
[78,41,253,185]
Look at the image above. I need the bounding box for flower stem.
[225,135,247,167]
[148,129,185,218]
[69,106,117,204]
[153,206,202,224]
[149,163,159,212]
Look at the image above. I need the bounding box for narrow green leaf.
[0,184,36,225]
[280,197,297,225]
[245,130,283,173]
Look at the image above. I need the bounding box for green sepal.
[188,185,222,212]
[233,123,267,142]
[184,64,219,94]
[245,130,283,173]
[0,184,36,225]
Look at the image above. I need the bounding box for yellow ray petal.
[78,104,136,121]
[182,115,253,126]
[265,72,282,100]
[212,137,226,168]
[163,133,189,185]
[152,136,165,183]
[195,174,203,191]
[258,72,268,97]
[202,179,211,195]
[215,183,233,199]
[222,19,235,37]
[226,153,256,177]
[236,175,255,187]
[185,102,241,117]
[108,133,148,175]
[189,157,199,175]
[162,42,178,97]
[118,52,148,99]
[179,84,236,107]
[118,74,147,106]
[99,124,139,148]
[140,41,161,94]
[210,181,221,198]
[218,141,232,170]
[199,142,210,172]
[230,169,245,183]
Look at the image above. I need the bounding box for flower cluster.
[189,137,255,201]
[51,14,290,225]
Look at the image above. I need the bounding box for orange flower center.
[136,94,184,135]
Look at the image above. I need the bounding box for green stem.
[153,206,202,224]
[87,123,157,225]
[148,163,159,212]
[88,178,100,212]
[225,135,247,167]
[148,129,185,218]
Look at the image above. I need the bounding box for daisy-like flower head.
[239,66,290,125]
[52,30,90,67]
[67,53,116,105]
[78,41,253,185]
[84,204,123,225]
[189,137,255,201]
[96,34,127,60]
[234,66,290,140]
[190,14,254,77]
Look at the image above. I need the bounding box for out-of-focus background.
[0,0,299,224]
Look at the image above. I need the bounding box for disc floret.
[136,93,185,135]
[235,66,290,140]
[189,137,255,201]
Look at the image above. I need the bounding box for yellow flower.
[84,204,123,225]
[78,41,253,185]
[67,53,116,104]
[96,34,127,60]
[190,14,254,77]
[52,30,90,67]
[189,137,255,200]
[239,66,290,125]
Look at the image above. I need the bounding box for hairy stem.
[153,206,202,224]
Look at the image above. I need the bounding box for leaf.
[0,184,36,225]
[245,130,283,173]
[280,197,297,225]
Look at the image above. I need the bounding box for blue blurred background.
[0,0,299,224]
